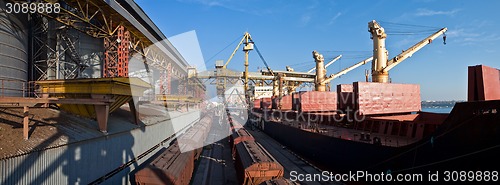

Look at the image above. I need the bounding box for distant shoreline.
[422,107,452,113]
[421,100,463,107]
[421,101,460,113]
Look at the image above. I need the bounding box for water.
[422,107,453,113]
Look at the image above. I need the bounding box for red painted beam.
[337,84,354,112]
[468,65,500,101]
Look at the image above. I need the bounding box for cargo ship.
[248,21,500,176]
[250,65,500,175]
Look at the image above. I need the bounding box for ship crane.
[307,55,343,73]
[221,32,276,100]
[313,51,373,91]
[224,32,255,95]
[368,20,447,83]
[275,55,342,94]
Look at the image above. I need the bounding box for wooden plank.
[23,106,29,140]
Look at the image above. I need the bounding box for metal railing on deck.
[0,79,28,97]
[0,80,50,98]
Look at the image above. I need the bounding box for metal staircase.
[60,33,88,79]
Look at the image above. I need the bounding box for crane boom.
[307,55,342,73]
[223,33,250,68]
[369,20,447,83]
[322,56,373,84]
[383,27,447,72]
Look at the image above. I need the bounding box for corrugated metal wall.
[0,110,200,185]
[0,1,28,97]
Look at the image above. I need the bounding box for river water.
[421,107,453,113]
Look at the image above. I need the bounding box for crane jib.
[252,42,274,76]
[383,27,447,72]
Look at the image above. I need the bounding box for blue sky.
[135,0,500,101]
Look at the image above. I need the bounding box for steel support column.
[104,26,129,77]
[167,63,172,94]
[159,69,166,95]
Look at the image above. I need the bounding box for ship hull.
[254,100,500,175]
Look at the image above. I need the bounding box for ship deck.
[254,111,424,147]
[283,120,420,147]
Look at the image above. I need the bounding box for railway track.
[232,114,343,185]
[134,112,213,184]
[192,115,238,185]
[135,107,334,185]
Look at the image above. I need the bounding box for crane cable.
[378,21,440,29]
[378,21,442,35]
[251,41,274,76]
[204,34,243,64]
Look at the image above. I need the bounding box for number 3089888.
[5,3,61,14]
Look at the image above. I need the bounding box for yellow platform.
[36,77,151,119]
[155,94,203,103]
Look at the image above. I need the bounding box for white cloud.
[179,0,227,7]
[412,0,437,3]
[463,34,500,42]
[327,12,342,25]
[415,8,461,16]
[306,0,319,10]
[299,14,312,26]
[485,49,497,53]
[445,28,500,46]
[176,0,274,16]
[445,29,479,38]
[390,37,420,50]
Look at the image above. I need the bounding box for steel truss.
[104,26,129,77]
[29,0,205,97]
[32,14,87,80]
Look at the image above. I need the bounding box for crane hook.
[443,34,447,45]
